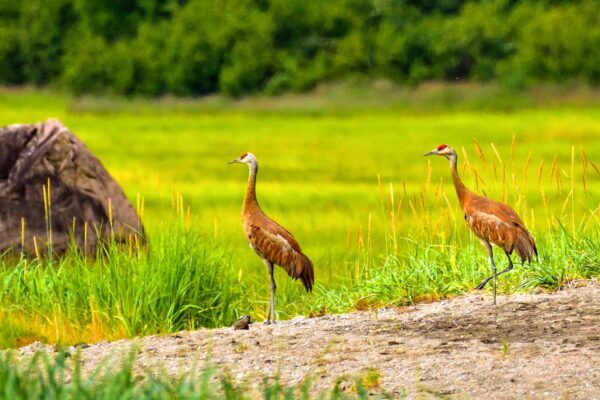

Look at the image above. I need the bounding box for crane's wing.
[466,196,538,264]
[247,222,314,292]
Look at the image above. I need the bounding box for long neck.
[450,155,470,208]
[243,162,259,212]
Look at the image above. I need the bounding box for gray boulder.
[0,119,144,256]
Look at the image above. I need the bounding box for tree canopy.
[0,0,598,96]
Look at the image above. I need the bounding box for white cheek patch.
[242,153,256,164]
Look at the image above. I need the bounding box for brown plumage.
[425,144,537,304]
[229,152,314,324]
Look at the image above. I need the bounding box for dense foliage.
[0,0,598,96]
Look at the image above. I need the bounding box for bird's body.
[462,195,537,264]
[426,144,537,304]
[242,212,314,291]
[230,153,314,324]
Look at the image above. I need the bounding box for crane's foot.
[265,312,277,325]
[475,278,492,290]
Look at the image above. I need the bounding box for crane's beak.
[227,159,240,164]
[423,149,438,157]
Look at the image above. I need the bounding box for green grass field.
[0,83,599,348]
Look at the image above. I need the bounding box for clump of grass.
[358,368,381,390]
[520,225,600,290]
[347,226,599,309]
[0,228,245,348]
[501,339,509,361]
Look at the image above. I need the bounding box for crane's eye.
[437,144,448,151]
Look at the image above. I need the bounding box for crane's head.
[227,153,257,164]
[424,144,457,165]
[228,152,258,166]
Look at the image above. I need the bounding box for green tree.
[508,1,600,84]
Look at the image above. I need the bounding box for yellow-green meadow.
[0,84,598,347]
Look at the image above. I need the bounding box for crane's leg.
[475,241,498,304]
[263,259,276,324]
[495,251,515,278]
[476,251,515,289]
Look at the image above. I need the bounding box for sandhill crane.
[229,153,314,324]
[425,144,537,304]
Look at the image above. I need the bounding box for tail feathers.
[300,254,314,292]
[290,253,314,292]
[514,229,538,265]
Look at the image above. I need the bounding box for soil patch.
[18,283,600,398]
